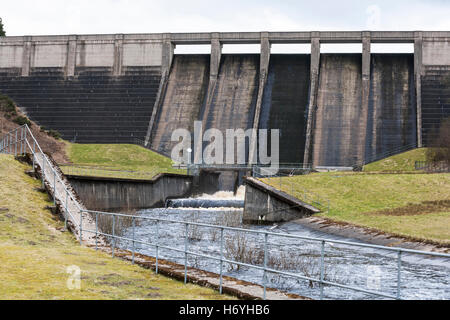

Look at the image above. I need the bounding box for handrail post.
[320,240,325,300]
[41,154,45,188]
[184,223,188,284]
[32,140,36,170]
[95,212,98,251]
[263,232,268,300]
[64,189,68,230]
[219,227,224,294]
[24,126,27,154]
[15,129,17,156]
[79,210,83,245]
[397,250,402,300]
[53,170,56,205]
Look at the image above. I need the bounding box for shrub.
[0,94,17,115]
[13,115,32,127]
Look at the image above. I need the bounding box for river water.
[115,190,450,300]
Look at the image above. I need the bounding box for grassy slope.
[0,154,231,299]
[262,172,450,244]
[63,143,185,178]
[363,148,428,172]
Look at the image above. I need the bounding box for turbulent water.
[115,192,449,300]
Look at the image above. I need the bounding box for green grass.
[363,148,428,172]
[63,143,186,179]
[262,172,450,245]
[0,154,232,299]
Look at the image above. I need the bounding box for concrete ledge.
[243,177,320,223]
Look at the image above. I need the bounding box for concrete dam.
[0,32,449,167]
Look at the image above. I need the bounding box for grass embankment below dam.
[0,154,231,299]
[261,149,450,245]
[60,143,186,179]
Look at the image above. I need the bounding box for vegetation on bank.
[62,143,186,178]
[363,148,428,172]
[0,154,231,299]
[262,172,450,245]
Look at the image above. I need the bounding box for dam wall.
[0,32,449,167]
[366,54,416,160]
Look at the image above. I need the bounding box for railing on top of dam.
[80,207,450,300]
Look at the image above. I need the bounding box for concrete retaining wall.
[67,173,193,211]
[243,177,319,223]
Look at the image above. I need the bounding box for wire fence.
[415,161,450,173]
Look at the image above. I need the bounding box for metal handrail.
[82,208,450,300]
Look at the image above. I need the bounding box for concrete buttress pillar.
[414,32,423,147]
[204,33,222,107]
[303,33,321,166]
[113,34,124,76]
[144,34,174,146]
[66,35,77,77]
[248,32,271,165]
[21,37,32,77]
[359,32,371,165]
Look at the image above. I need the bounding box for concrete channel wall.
[243,177,320,223]
[67,173,193,211]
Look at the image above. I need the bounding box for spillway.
[259,54,310,164]
[366,54,416,160]
[151,55,210,155]
[313,54,364,167]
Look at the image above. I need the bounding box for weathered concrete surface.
[366,54,416,159]
[243,177,319,223]
[67,173,193,211]
[151,55,210,155]
[312,54,363,167]
[294,216,449,253]
[259,54,310,164]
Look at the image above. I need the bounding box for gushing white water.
[196,185,245,200]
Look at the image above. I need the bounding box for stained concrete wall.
[67,173,193,211]
[151,55,210,155]
[259,54,310,164]
[243,177,319,223]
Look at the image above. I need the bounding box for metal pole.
[112,215,115,258]
[32,140,36,170]
[24,126,27,154]
[219,227,224,294]
[263,232,268,300]
[20,127,23,155]
[184,223,188,284]
[320,240,325,300]
[53,170,56,205]
[95,212,98,251]
[15,129,17,156]
[42,154,45,188]
[79,211,83,245]
[397,250,402,300]
[132,216,135,264]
